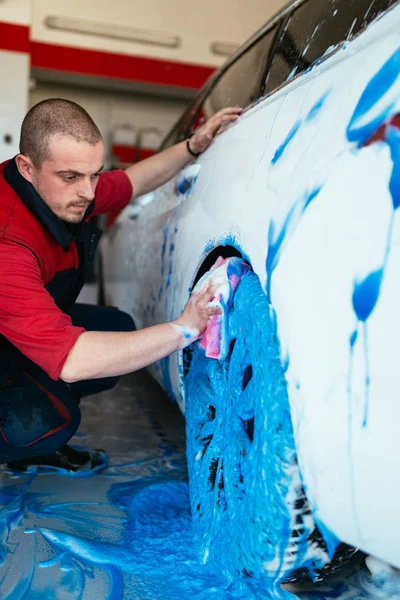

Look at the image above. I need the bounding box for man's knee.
[0,390,81,462]
[112,309,136,333]
[38,416,80,455]
[26,395,81,457]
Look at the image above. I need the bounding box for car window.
[264,0,399,95]
[356,0,399,31]
[159,115,186,151]
[198,24,278,122]
[159,92,208,150]
[163,24,279,144]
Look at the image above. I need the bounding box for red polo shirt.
[0,167,133,380]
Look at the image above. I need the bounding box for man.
[0,98,241,472]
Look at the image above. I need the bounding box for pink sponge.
[193,257,250,361]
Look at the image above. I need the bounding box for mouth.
[69,204,89,210]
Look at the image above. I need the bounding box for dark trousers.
[0,304,135,463]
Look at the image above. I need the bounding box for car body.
[100,0,400,583]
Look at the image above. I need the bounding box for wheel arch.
[190,241,247,291]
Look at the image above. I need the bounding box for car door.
[255,0,400,568]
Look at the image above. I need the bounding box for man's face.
[24,135,105,224]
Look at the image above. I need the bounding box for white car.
[100,0,400,588]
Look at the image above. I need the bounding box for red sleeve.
[0,241,85,380]
[91,169,133,216]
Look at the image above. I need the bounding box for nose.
[78,177,96,201]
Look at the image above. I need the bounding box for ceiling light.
[44,15,181,49]
[210,41,239,57]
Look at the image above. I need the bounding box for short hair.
[20,98,102,167]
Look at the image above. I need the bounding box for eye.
[91,173,101,180]
[63,175,76,182]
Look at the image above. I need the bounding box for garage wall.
[31,0,286,68]
[0,52,30,162]
[0,0,30,26]
[0,0,30,161]
[29,0,288,96]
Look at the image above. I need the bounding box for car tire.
[185,269,358,587]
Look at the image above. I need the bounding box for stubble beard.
[33,179,89,224]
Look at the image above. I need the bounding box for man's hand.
[174,282,221,341]
[126,106,242,199]
[61,282,222,383]
[188,107,242,155]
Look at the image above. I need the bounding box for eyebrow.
[56,165,104,176]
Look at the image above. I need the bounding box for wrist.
[171,321,200,349]
[186,137,201,158]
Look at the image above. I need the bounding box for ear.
[15,154,35,183]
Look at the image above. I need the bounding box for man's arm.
[60,282,219,382]
[0,243,219,382]
[125,107,242,199]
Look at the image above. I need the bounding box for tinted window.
[159,92,208,150]
[201,25,278,119]
[159,118,183,151]
[357,0,399,31]
[160,25,278,150]
[265,0,399,95]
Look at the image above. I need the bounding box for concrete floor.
[0,371,189,600]
[77,369,186,466]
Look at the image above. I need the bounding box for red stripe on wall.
[112,144,137,164]
[137,147,157,161]
[111,144,157,163]
[0,20,215,89]
[0,21,30,54]
[31,40,215,90]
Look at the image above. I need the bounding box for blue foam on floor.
[0,438,399,598]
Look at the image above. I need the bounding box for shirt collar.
[3,157,95,247]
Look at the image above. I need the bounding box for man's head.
[16,98,104,223]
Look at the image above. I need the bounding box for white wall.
[0,52,30,162]
[0,0,30,161]
[0,0,30,25]
[31,0,285,67]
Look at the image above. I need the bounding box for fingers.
[193,282,221,314]
[218,107,243,116]
[203,106,242,132]
[198,281,218,303]
[194,280,211,297]
[176,282,222,337]
[214,106,243,123]
[189,107,242,153]
[205,113,241,138]
[199,284,222,318]
[206,306,222,317]
[209,109,241,130]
